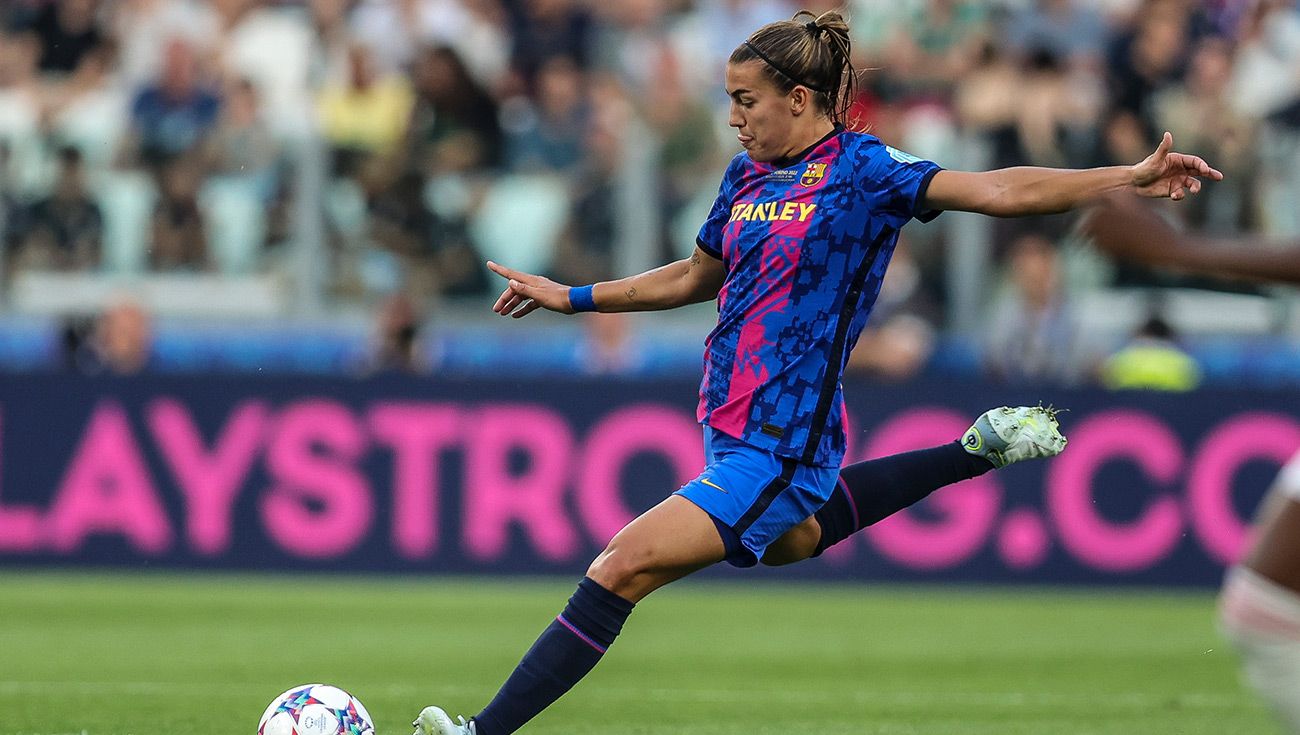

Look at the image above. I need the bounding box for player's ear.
[790,86,810,116]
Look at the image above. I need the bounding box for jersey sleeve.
[852,138,944,229]
[695,155,744,260]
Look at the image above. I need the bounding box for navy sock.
[473,577,634,735]
[813,441,993,555]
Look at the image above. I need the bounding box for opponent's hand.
[1130,131,1223,200]
[487,261,575,318]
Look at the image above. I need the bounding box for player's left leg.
[762,405,1066,566]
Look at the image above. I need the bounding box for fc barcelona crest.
[800,162,826,187]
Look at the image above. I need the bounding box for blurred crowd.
[0,0,1297,384]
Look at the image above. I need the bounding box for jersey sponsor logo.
[727,200,817,223]
[799,162,827,186]
[886,146,922,164]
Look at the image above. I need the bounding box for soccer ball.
[258,683,376,735]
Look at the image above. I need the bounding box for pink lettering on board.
[576,405,704,544]
[261,400,372,558]
[0,411,41,552]
[464,405,577,562]
[1045,410,1182,572]
[148,398,268,555]
[368,403,463,559]
[863,409,1002,569]
[47,402,172,553]
[1188,412,1300,565]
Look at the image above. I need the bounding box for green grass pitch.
[0,572,1278,735]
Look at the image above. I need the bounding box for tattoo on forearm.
[625,286,637,301]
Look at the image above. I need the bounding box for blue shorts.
[675,427,840,568]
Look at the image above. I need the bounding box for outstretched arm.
[923,132,1223,217]
[489,246,726,318]
[1081,193,1300,285]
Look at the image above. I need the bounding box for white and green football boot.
[961,405,1066,468]
[412,706,475,735]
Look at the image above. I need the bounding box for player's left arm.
[922,132,1223,217]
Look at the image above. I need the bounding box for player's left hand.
[1130,131,1223,200]
[487,261,575,318]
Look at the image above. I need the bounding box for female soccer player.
[414,11,1220,735]
[1083,194,1300,734]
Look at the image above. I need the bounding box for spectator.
[1100,312,1202,391]
[846,240,942,381]
[16,147,102,271]
[123,37,221,169]
[407,45,503,174]
[44,41,128,170]
[205,77,278,195]
[318,43,415,167]
[27,0,103,75]
[359,292,434,376]
[983,233,1085,385]
[504,55,587,172]
[84,298,155,375]
[149,158,208,270]
[510,0,593,83]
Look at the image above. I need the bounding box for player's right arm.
[1082,193,1300,285]
[487,246,726,318]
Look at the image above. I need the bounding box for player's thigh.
[1244,490,1300,593]
[762,515,822,566]
[587,494,726,602]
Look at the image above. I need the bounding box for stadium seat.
[469,174,569,275]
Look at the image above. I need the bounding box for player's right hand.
[487,261,576,318]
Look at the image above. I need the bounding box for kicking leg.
[763,405,1066,565]
[414,496,725,735]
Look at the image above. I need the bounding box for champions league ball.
[258,684,376,735]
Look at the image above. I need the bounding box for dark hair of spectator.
[728,10,855,126]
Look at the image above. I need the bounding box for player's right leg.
[413,496,727,735]
[763,405,1067,565]
[1220,458,1300,734]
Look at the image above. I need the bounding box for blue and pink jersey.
[695,127,942,467]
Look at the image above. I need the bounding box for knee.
[760,518,821,567]
[586,542,652,599]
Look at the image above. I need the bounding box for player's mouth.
[737,134,754,147]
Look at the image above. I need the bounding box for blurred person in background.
[1098,310,1201,391]
[504,55,588,173]
[359,292,434,377]
[26,0,102,75]
[318,42,415,175]
[43,41,128,171]
[509,0,593,84]
[205,77,279,196]
[15,146,102,272]
[1083,193,1300,735]
[575,311,645,375]
[983,232,1086,385]
[70,298,155,376]
[412,8,1218,734]
[1152,35,1257,232]
[121,37,221,170]
[407,45,503,174]
[149,157,208,270]
[0,32,41,186]
[845,239,940,381]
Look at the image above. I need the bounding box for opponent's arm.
[923,132,1223,217]
[488,246,725,318]
[1082,193,1300,285]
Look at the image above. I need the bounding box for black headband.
[743,40,828,94]
[805,20,822,37]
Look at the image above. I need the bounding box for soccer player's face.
[725,61,799,163]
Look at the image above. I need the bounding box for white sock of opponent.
[1219,565,1300,733]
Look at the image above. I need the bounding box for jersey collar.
[769,123,845,170]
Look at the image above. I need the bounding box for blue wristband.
[569,285,597,312]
